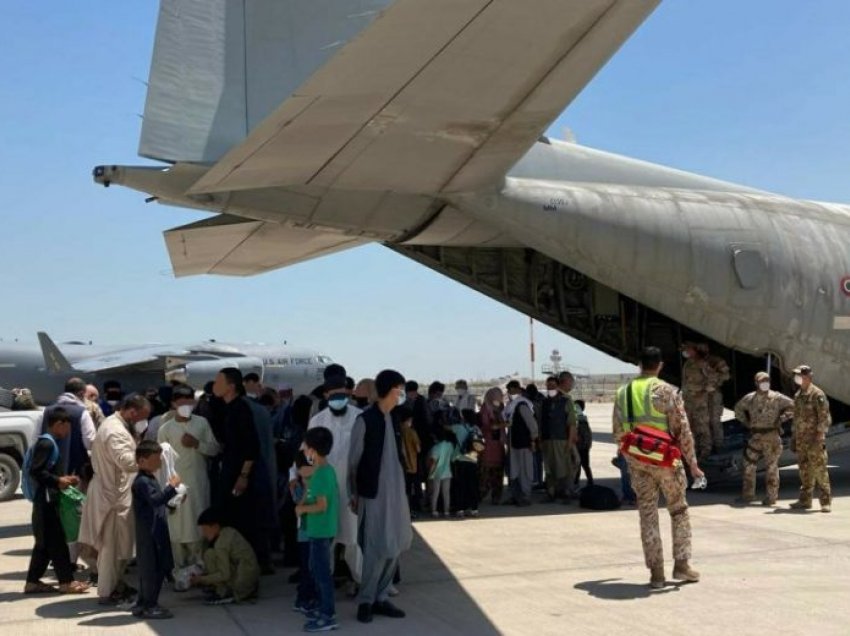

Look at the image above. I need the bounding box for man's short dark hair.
[46,407,71,428]
[506,380,521,391]
[303,426,334,457]
[197,507,223,527]
[219,368,245,394]
[545,376,558,386]
[120,393,151,412]
[640,346,663,371]
[345,376,355,391]
[323,364,346,381]
[376,370,406,399]
[427,381,445,397]
[405,380,419,393]
[103,380,121,392]
[244,372,260,384]
[136,439,163,460]
[64,377,86,395]
[171,384,195,401]
[294,450,309,469]
[575,399,586,411]
[558,371,574,381]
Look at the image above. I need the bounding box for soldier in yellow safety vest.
[613,346,705,589]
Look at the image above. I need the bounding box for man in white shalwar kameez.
[157,384,220,568]
[79,394,150,604]
[309,375,363,583]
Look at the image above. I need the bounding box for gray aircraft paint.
[91,1,850,414]
[0,336,332,405]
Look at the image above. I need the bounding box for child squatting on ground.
[295,426,340,632]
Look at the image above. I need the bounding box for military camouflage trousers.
[685,395,712,461]
[710,391,725,450]
[628,460,692,569]
[797,442,831,506]
[741,434,781,501]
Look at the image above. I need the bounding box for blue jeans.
[617,453,636,502]
[309,538,335,619]
[295,541,316,607]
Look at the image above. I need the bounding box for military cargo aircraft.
[0,332,333,404]
[92,0,850,427]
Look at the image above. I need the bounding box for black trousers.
[137,554,166,609]
[574,447,593,486]
[27,501,73,584]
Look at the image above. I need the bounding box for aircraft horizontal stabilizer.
[189,0,659,196]
[164,214,370,277]
[37,332,74,374]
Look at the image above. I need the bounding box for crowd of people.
[19,346,835,624]
[20,364,596,630]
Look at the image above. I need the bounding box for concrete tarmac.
[0,402,846,635]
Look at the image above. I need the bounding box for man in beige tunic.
[79,394,150,604]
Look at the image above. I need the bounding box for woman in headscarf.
[478,387,507,505]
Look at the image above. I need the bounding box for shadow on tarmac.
[0,525,31,541]
[574,578,685,600]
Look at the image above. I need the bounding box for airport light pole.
[529,316,536,385]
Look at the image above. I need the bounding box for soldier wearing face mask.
[789,365,832,512]
[308,375,364,589]
[733,372,794,506]
[99,380,124,417]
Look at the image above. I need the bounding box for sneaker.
[204,594,235,606]
[468,509,479,518]
[293,601,318,614]
[142,606,174,620]
[387,584,399,597]
[304,616,339,632]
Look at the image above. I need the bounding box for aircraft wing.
[189,0,659,196]
[163,214,370,277]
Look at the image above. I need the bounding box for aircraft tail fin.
[37,332,74,374]
[139,0,391,164]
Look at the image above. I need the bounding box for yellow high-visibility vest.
[617,376,668,433]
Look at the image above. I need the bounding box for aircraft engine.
[165,357,264,389]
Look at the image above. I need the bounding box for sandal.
[58,581,91,594]
[24,580,59,594]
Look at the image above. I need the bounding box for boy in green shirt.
[296,426,339,632]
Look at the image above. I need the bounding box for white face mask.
[758,382,770,392]
[397,391,406,406]
[176,404,194,418]
[492,400,502,409]
[546,389,559,398]
[107,400,118,407]
[794,375,804,386]
[134,419,149,435]
[681,351,691,359]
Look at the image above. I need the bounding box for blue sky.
[2,2,850,383]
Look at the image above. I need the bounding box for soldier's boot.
[649,565,666,589]
[789,500,812,510]
[821,500,832,513]
[672,560,700,583]
[761,497,777,507]
[734,495,754,504]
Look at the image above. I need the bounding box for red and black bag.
[619,382,682,468]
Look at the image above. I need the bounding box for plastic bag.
[173,563,204,592]
[58,486,86,542]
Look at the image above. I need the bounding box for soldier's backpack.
[579,484,621,511]
[22,434,60,502]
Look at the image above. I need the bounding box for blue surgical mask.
[328,396,348,412]
[397,392,407,406]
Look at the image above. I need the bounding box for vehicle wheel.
[0,453,21,501]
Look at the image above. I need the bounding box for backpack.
[22,434,60,502]
[579,484,621,511]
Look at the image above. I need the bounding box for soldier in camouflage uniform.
[681,343,713,462]
[705,350,730,453]
[789,365,832,512]
[733,372,793,506]
[613,346,704,589]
